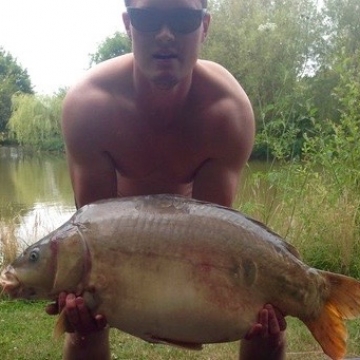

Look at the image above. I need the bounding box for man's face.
[123,0,210,90]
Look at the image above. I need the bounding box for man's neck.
[133,68,193,113]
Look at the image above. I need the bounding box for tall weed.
[0,223,18,268]
[242,58,360,277]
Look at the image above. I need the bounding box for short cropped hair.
[124,0,207,8]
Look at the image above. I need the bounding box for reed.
[240,160,360,278]
[0,222,19,269]
[0,203,74,270]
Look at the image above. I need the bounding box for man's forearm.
[63,328,111,360]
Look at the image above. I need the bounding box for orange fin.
[145,335,203,350]
[305,270,360,360]
[53,308,68,339]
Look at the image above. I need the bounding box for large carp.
[1,194,360,359]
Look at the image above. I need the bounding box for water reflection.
[16,202,75,248]
[0,147,76,250]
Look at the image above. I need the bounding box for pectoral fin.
[53,308,71,339]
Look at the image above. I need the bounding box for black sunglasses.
[127,7,206,34]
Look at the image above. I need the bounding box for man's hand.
[46,292,107,335]
[240,304,286,360]
[245,304,286,340]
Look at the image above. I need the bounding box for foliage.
[201,0,360,160]
[7,93,65,151]
[241,51,360,276]
[203,0,325,127]
[298,0,360,130]
[252,95,318,161]
[0,48,33,131]
[0,83,12,134]
[298,69,341,124]
[302,51,360,195]
[323,0,360,59]
[89,31,131,66]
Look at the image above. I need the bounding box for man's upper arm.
[62,88,117,208]
[192,95,255,208]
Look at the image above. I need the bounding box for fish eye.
[28,248,40,263]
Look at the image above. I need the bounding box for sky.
[0,0,127,94]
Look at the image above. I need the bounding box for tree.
[89,32,131,66]
[0,48,33,131]
[202,0,324,125]
[299,0,360,127]
[200,0,330,159]
[8,92,65,151]
[323,0,360,58]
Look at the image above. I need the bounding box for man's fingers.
[244,304,287,341]
[65,295,107,334]
[45,292,68,316]
[265,304,280,335]
[273,306,287,332]
[258,307,269,336]
[58,292,67,312]
[64,294,80,327]
[94,314,108,330]
[75,296,98,332]
[244,323,263,340]
[265,304,287,334]
[45,302,58,316]
[45,292,108,334]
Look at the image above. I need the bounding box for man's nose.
[155,24,175,42]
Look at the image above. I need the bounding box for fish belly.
[92,251,263,344]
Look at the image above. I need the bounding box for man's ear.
[122,12,132,38]
[201,13,211,42]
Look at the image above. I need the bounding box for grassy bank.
[1,300,360,360]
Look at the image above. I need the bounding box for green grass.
[1,300,360,359]
[0,300,61,360]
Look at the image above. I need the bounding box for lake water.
[0,147,75,248]
[0,146,271,250]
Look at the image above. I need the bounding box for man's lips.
[153,53,178,60]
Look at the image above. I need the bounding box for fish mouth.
[0,265,22,298]
[1,266,49,300]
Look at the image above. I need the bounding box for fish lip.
[0,266,50,300]
[0,266,22,298]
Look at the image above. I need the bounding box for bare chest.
[104,121,209,189]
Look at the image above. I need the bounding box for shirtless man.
[48,0,286,358]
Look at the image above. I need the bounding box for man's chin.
[152,75,179,90]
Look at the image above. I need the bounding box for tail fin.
[304,270,360,360]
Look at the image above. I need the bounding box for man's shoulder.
[193,60,252,118]
[66,54,133,101]
[196,59,229,73]
[194,60,248,103]
[195,59,238,84]
[63,55,134,117]
[191,60,255,148]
